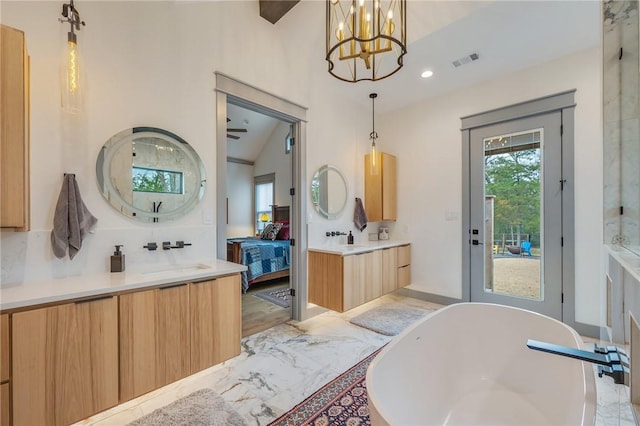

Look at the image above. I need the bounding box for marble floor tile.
[75,295,635,426]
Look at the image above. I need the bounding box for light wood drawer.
[1,382,8,426]
[1,314,8,383]
[398,264,411,287]
[397,244,411,267]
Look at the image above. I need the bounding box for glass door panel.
[469,112,562,320]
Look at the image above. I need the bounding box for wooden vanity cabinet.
[12,296,118,426]
[364,152,396,222]
[190,275,241,372]
[1,25,30,231]
[310,247,403,312]
[119,283,190,402]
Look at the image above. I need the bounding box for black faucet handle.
[598,364,629,385]
[174,241,192,248]
[162,241,172,250]
[143,242,157,251]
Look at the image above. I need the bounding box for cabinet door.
[364,152,397,222]
[1,25,29,230]
[190,275,241,372]
[309,251,344,312]
[381,247,398,293]
[12,296,118,426]
[397,244,411,267]
[156,284,190,387]
[1,383,8,426]
[1,314,8,383]
[364,250,383,302]
[119,289,157,401]
[381,153,397,221]
[344,253,367,311]
[119,284,190,401]
[398,265,411,287]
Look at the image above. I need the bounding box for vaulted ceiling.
[232,0,601,162]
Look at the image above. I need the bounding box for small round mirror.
[96,127,206,222]
[311,165,348,219]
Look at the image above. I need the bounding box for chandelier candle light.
[59,0,85,113]
[326,0,406,82]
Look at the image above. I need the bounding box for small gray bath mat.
[253,285,291,308]
[127,388,248,426]
[350,303,432,336]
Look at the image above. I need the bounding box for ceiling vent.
[452,53,479,68]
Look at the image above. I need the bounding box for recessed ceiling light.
[421,70,433,79]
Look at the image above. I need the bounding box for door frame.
[215,72,308,321]
[461,90,579,328]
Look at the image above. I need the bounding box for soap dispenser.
[111,245,125,272]
[347,231,354,245]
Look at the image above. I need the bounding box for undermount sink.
[140,263,212,276]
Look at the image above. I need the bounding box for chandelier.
[326,0,406,83]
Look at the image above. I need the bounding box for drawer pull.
[159,283,187,290]
[192,279,214,285]
[75,295,113,305]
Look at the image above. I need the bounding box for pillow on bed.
[276,222,290,240]
[261,222,283,240]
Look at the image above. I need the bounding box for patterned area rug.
[269,347,383,426]
[349,303,432,336]
[127,388,248,426]
[253,285,291,308]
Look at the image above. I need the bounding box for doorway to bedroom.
[225,103,293,337]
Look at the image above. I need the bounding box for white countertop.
[0,259,247,311]
[607,244,640,283]
[308,240,410,255]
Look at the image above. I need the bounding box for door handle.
[472,240,484,245]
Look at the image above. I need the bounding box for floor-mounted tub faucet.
[527,339,629,385]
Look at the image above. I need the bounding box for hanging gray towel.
[354,197,368,232]
[51,174,98,260]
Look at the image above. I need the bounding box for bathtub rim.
[365,302,597,426]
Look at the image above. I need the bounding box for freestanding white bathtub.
[366,303,596,425]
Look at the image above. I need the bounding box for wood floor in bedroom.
[242,278,291,337]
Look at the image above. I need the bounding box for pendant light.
[369,93,379,175]
[59,0,86,113]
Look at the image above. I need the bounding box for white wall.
[0,2,604,327]
[226,162,254,238]
[0,1,369,284]
[380,47,602,326]
[254,121,292,208]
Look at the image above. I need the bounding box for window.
[132,166,183,194]
[255,173,275,234]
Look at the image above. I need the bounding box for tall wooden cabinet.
[364,152,396,222]
[1,25,30,231]
[12,297,119,426]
